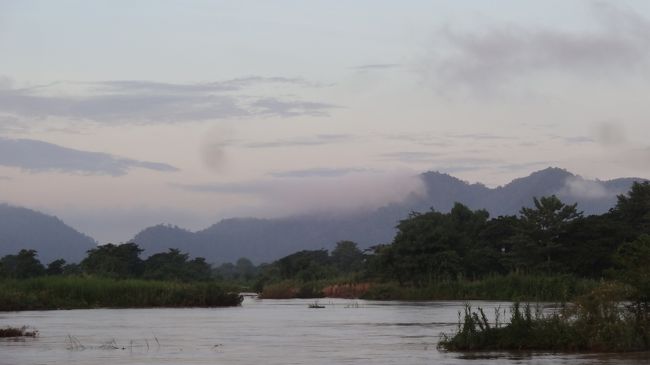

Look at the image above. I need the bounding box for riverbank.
[0,277,243,311]
[260,274,598,302]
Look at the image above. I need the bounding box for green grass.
[439,283,650,352]
[0,276,243,311]
[361,274,598,302]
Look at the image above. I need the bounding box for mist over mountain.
[0,204,96,263]
[132,167,645,264]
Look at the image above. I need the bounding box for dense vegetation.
[1,182,649,309]
[0,246,240,310]
[439,243,650,352]
[251,182,650,302]
[0,277,242,310]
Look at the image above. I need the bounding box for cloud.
[269,167,371,178]
[447,133,515,141]
[351,64,402,71]
[423,3,650,93]
[250,98,339,117]
[171,169,425,215]
[245,134,354,148]
[380,151,441,163]
[497,161,556,172]
[0,76,13,90]
[561,176,609,199]
[0,115,29,133]
[0,137,178,176]
[0,77,337,125]
[594,121,627,146]
[563,136,595,144]
[0,176,12,181]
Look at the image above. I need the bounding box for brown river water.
[1,298,649,364]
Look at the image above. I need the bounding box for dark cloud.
[0,137,178,176]
[269,167,370,178]
[245,134,353,148]
[0,77,337,125]
[424,3,650,93]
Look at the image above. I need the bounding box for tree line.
[0,245,213,281]
[2,182,649,298]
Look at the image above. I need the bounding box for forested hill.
[0,204,96,263]
[133,167,645,264]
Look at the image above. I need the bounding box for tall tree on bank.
[0,249,45,278]
[516,195,582,272]
[81,243,143,278]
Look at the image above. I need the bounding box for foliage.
[214,258,258,282]
[361,274,596,302]
[0,249,45,278]
[142,249,211,282]
[0,276,242,310]
[611,234,650,307]
[439,282,650,352]
[515,195,582,272]
[330,241,366,273]
[2,183,650,308]
[81,243,143,278]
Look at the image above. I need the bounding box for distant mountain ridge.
[0,204,96,263]
[132,167,646,264]
[0,167,643,264]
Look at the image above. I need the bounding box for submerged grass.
[0,326,38,337]
[438,283,650,352]
[0,276,243,311]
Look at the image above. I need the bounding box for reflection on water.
[1,298,648,365]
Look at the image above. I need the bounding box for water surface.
[1,298,648,364]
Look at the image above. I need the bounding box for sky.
[1,0,650,243]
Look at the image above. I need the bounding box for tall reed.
[0,276,242,310]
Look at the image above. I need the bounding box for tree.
[46,259,66,276]
[0,249,45,278]
[330,241,365,273]
[276,249,331,282]
[386,203,489,284]
[143,248,212,281]
[81,243,143,278]
[235,258,257,281]
[143,248,190,281]
[612,234,650,307]
[612,181,650,234]
[517,195,582,271]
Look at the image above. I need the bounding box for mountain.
[0,204,97,264]
[132,167,646,264]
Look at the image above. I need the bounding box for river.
[1,298,648,364]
